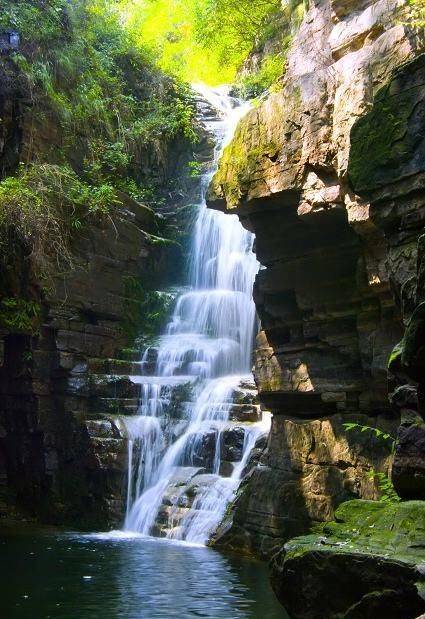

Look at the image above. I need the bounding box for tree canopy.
[118,0,297,84]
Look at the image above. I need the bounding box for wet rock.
[168,466,206,487]
[84,419,119,439]
[240,432,269,478]
[216,413,396,559]
[167,382,193,419]
[139,346,159,375]
[185,429,217,471]
[185,473,222,498]
[84,438,127,472]
[228,404,262,422]
[219,461,236,478]
[89,375,140,399]
[221,426,245,462]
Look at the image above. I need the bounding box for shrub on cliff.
[0,0,198,283]
[0,163,118,279]
[0,0,197,198]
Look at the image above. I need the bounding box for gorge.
[1,0,425,618]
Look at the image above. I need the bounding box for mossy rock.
[349,54,425,196]
[272,500,425,619]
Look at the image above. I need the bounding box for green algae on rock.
[271,499,425,619]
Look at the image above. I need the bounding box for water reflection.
[0,531,288,619]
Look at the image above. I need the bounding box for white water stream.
[123,86,268,544]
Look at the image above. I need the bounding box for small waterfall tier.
[121,85,269,545]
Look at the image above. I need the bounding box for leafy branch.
[343,423,400,504]
[342,422,396,452]
[366,470,401,504]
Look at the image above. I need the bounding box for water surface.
[0,530,288,619]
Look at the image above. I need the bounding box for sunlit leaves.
[117,0,285,84]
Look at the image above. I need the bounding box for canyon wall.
[0,57,202,527]
[208,0,424,558]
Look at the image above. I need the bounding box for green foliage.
[409,0,425,26]
[388,341,404,369]
[193,0,283,69]
[0,163,118,277]
[188,161,202,178]
[123,276,171,342]
[0,297,40,332]
[120,0,304,85]
[0,0,198,280]
[366,470,401,504]
[3,0,197,180]
[342,422,396,452]
[0,0,68,45]
[234,54,285,99]
[343,423,400,504]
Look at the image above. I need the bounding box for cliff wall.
[208,0,424,558]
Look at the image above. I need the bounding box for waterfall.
[123,85,269,545]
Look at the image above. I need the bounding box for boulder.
[271,500,425,619]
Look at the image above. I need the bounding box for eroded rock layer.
[208,0,424,557]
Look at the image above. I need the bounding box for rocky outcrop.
[271,500,425,619]
[0,57,28,177]
[218,411,395,558]
[348,52,425,503]
[208,0,424,556]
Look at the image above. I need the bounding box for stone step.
[94,398,140,415]
[89,375,140,399]
[229,403,262,422]
[88,358,143,376]
[115,348,143,362]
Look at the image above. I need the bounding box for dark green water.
[0,529,288,619]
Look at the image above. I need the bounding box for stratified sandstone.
[0,195,181,526]
[209,0,424,556]
[349,53,425,502]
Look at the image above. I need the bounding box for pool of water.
[0,529,288,618]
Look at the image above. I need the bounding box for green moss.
[211,107,282,208]
[0,297,41,333]
[122,276,173,344]
[348,55,425,194]
[285,500,425,565]
[186,486,197,499]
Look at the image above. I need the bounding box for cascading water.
[123,85,269,545]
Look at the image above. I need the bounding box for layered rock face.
[0,196,181,526]
[208,0,424,557]
[349,53,425,502]
[0,59,198,527]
